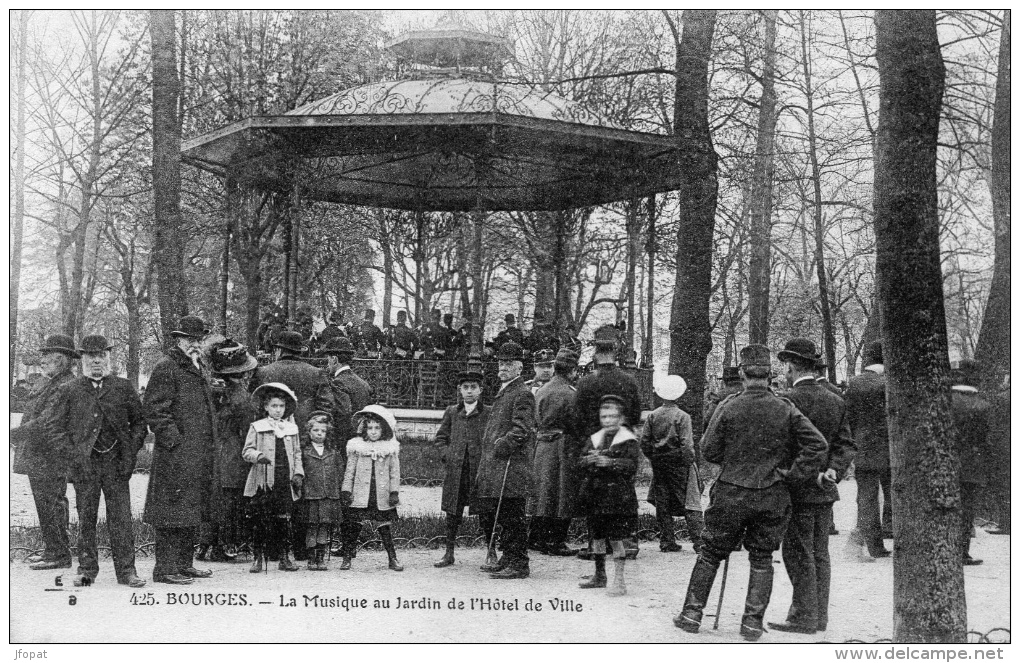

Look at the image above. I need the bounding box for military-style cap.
[307,410,333,425]
[321,337,356,356]
[533,348,556,365]
[39,334,80,359]
[554,348,578,370]
[505,313,516,325]
[457,369,485,385]
[364,309,376,320]
[397,310,407,320]
[777,338,819,364]
[593,324,618,351]
[431,309,441,317]
[78,334,114,354]
[443,313,453,324]
[496,341,524,362]
[599,394,627,409]
[739,344,771,368]
[721,366,741,382]
[169,315,209,339]
[273,331,308,354]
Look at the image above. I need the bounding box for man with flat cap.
[674,344,828,641]
[770,338,856,635]
[474,341,536,579]
[529,347,582,557]
[433,368,490,567]
[12,334,79,570]
[144,315,217,585]
[46,334,148,587]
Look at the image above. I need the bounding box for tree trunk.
[220,178,237,335]
[11,10,28,382]
[625,199,640,357]
[746,9,778,346]
[553,211,572,328]
[974,10,1010,390]
[123,272,141,390]
[150,10,188,344]
[874,9,965,643]
[667,10,718,439]
[644,196,656,366]
[799,11,839,379]
[470,211,486,354]
[243,266,263,348]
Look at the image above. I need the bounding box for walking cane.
[487,457,513,561]
[713,556,729,630]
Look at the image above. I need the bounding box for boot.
[380,526,403,572]
[579,555,608,589]
[741,555,775,642]
[195,544,210,561]
[278,553,299,571]
[340,555,352,570]
[480,546,504,572]
[248,545,264,574]
[685,510,705,554]
[673,554,721,633]
[277,522,299,571]
[313,545,328,571]
[209,545,237,563]
[607,558,627,596]
[306,547,319,571]
[435,518,458,568]
[658,512,679,552]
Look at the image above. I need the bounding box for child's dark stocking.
[277,518,298,571]
[379,524,403,572]
[435,514,460,568]
[341,521,360,570]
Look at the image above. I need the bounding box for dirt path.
[10,479,1010,643]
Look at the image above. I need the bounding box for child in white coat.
[243,383,304,573]
[340,404,402,571]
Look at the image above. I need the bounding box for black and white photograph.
[7,8,1011,655]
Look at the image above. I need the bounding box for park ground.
[9,473,1011,644]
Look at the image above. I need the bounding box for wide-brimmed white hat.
[655,375,687,401]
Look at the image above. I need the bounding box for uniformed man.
[388,310,418,360]
[844,341,892,560]
[437,313,457,359]
[950,359,991,566]
[674,344,828,641]
[525,348,556,395]
[704,366,743,424]
[452,320,474,360]
[769,338,856,635]
[494,314,525,347]
[419,309,446,360]
[558,322,583,355]
[12,334,79,570]
[355,309,386,358]
[317,311,346,350]
[528,348,581,557]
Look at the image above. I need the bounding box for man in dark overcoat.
[387,310,418,360]
[770,338,856,635]
[433,369,490,567]
[143,316,217,585]
[46,335,148,587]
[529,348,581,557]
[844,341,892,559]
[12,334,78,570]
[574,325,643,557]
[950,359,991,565]
[675,344,828,641]
[473,341,536,579]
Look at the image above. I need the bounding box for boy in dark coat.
[473,342,536,579]
[143,316,217,585]
[434,369,490,567]
[46,335,148,587]
[770,338,856,635]
[12,334,78,570]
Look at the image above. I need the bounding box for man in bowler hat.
[46,335,148,587]
[12,334,79,569]
[144,315,217,585]
[674,344,827,641]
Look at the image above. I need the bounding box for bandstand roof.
[182,36,687,211]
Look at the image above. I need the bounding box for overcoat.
[211,381,257,491]
[241,418,304,500]
[342,437,401,509]
[46,375,148,482]
[251,357,334,432]
[844,369,889,471]
[531,375,580,518]
[143,348,218,528]
[577,427,640,517]
[329,366,375,446]
[434,402,489,513]
[473,376,535,501]
[639,403,696,515]
[301,443,343,500]
[950,387,991,486]
[13,368,76,478]
[574,364,643,439]
[783,379,856,504]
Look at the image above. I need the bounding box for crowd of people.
[256,306,589,362]
[11,315,1004,641]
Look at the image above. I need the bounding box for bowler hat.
[554,348,578,370]
[274,331,308,354]
[321,337,355,356]
[39,334,80,359]
[210,339,258,374]
[739,344,771,368]
[533,348,556,365]
[496,341,524,362]
[777,338,819,364]
[599,394,626,409]
[170,315,209,339]
[863,341,884,366]
[593,324,618,351]
[457,369,485,385]
[721,366,741,382]
[655,375,687,401]
[78,334,113,354]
